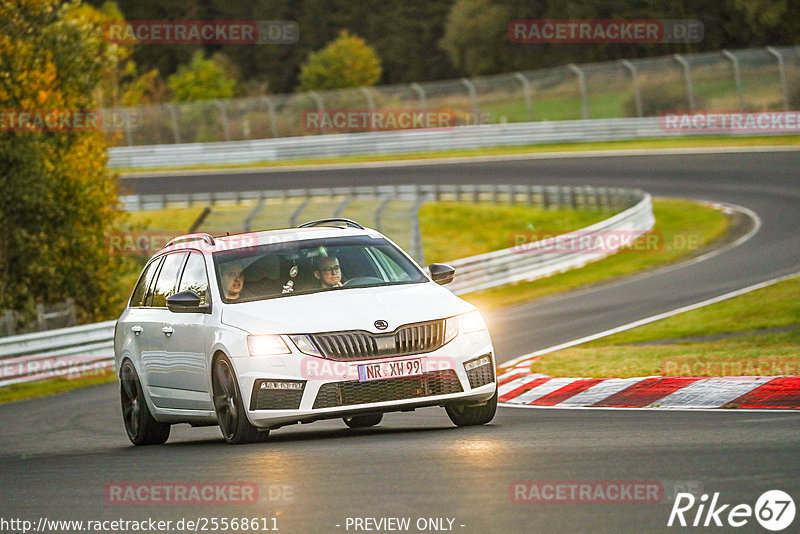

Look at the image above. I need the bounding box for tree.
[167,51,237,102]
[440,0,511,76]
[298,30,382,91]
[0,0,127,325]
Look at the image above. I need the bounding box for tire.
[119,360,171,445]
[212,355,269,444]
[444,388,497,427]
[343,413,383,428]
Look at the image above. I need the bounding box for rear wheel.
[343,413,383,428]
[119,361,170,445]
[445,388,497,427]
[212,355,269,444]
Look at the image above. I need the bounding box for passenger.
[313,256,343,288]
[220,261,245,300]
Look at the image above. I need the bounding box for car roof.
[157,226,383,256]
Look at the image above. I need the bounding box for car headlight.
[462,309,487,334]
[247,335,291,356]
[288,334,323,357]
[444,316,460,344]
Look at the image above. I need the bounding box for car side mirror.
[428,263,456,285]
[166,290,210,313]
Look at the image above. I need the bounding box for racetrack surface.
[1,150,798,533]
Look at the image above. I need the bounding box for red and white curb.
[497,370,800,409]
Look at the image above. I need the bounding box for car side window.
[150,253,189,308]
[129,258,161,307]
[177,252,210,306]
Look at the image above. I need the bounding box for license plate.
[357,358,423,382]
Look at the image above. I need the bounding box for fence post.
[373,197,392,233]
[1,310,14,337]
[359,87,377,131]
[122,108,134,146]
[261,96,280,138]
[673,54,696,111]
[168,104,182,144]
[308,91,325,135]
[620,60,643,117]
[408,187,425,265]
[721,50,745,111]
[766,47,790,111]
[567,64,590,120]
[289,197,311,227]
[460,78,481,125]
[212,99,232,142]
[410,83,427,110]
[513,73,534,121]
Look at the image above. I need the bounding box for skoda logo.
[374,320,389,330]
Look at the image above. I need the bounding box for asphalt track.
[1,149,799,533]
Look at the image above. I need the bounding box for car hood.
[221,282,472,335]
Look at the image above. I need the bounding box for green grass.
[528,276,800,378]
[0,373,116,405]
[419,202,614,264]
[463,199,728,311]
[115,135,800,174]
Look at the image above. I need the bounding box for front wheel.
[212,355,269,444]
[343,413,383,428]
[119,361,170,445]
[444,388,497,427]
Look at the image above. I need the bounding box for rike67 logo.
[668,490,795,531]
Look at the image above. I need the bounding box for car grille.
[465,355,495,389]
[312,369,462,409]
[310,319,447,361]
[250,380,305,410]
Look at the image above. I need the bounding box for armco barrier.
[107,116,781,169]
[0,186,653,385]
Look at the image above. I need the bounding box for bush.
[623,83,705,117]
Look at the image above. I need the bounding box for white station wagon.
[114,219,497,444]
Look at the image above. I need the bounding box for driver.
[220,261,245,300]
[313,256,343,288]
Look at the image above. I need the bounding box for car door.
[140,251,188,409]
[161,251,213,411]
[120,256,163,383]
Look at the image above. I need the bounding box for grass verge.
[116,135,800,174]
[0,373,116,406]
[462,199,729,311]
[529,276,800,379]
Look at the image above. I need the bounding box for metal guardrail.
[0,186,652,386]
[108,116,784,169]
[446,190,653,294]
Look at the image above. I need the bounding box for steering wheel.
[343,276,383,286]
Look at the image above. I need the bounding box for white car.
[114,219,497,445]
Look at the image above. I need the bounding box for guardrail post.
[513,73,534,121]
[308,91,325,134]
[460,78,481,125]
[673,54,696,111]
[620,60,643,117]
[168,104,182,144]
[261,96,280,138]
[766,47,790,111]
[567,64,590,120]
[410,83,427,110]
[721,50,745,111]
[213,99,232,142]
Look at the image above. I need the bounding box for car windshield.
[212,235,428,303]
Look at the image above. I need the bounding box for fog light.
[464,355,491,372]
